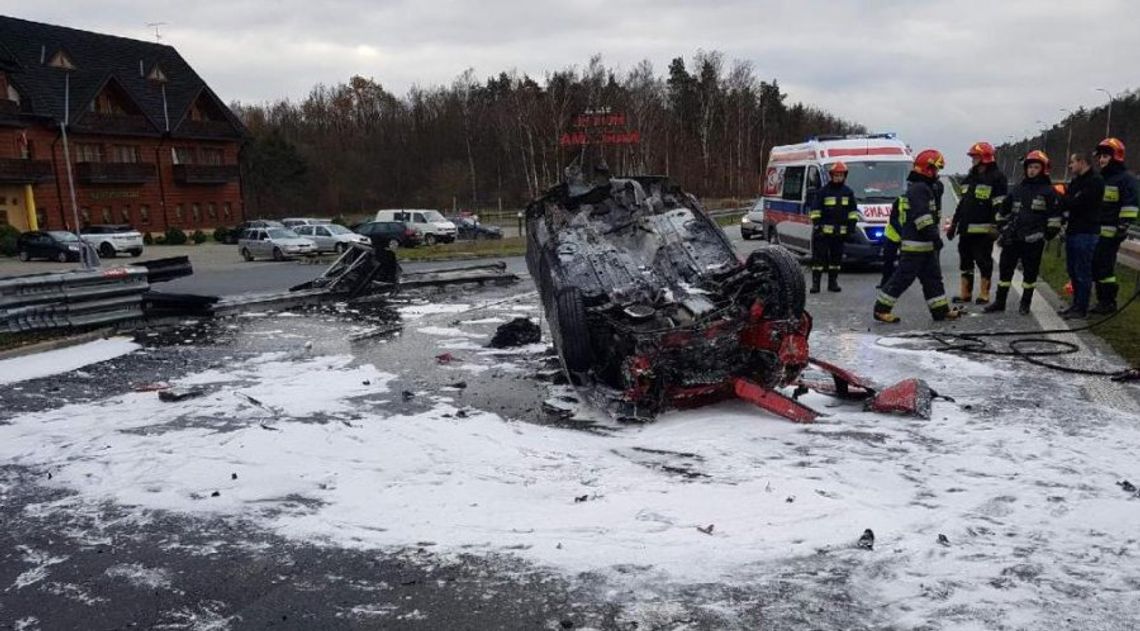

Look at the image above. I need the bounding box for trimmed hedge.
[163,227,188,245]
[0,225,19,257]
[191,229,208,244]
[213,226,230,243]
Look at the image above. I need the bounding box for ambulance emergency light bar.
[806,132,898,142]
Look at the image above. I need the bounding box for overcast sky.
[5,0,1134,172]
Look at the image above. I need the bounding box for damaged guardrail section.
[0,267,151,332]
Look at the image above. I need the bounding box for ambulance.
[750,133,913,263]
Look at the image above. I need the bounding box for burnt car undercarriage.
[526,169,933,423]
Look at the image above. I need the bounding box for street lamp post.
[1036,120,1050,154]
[1060,108,1074,180]
[1096,87,1114,137]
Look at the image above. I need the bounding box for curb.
[0,326,117,361]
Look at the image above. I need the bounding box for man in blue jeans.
[1060,153,1104,319]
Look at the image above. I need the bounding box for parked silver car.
[238,228,317,261]
[292,223,370,253]
[281,217,333,229]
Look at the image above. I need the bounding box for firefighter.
[1058,153,1104,319]
[808,162,859,293]
[879,199,902,288]
[873,150,960,323]
[947,142,1007,305]
[984,150,1062,315]
[1090,138,1139,314]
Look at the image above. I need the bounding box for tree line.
[996,90,1139,180]
[233,52,865,218]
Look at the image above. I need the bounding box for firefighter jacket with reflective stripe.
[808,182,858,237]
[1062,169,1105,235]
[1097,161,1139,240]
[952,164,1007,235]
[996,174,1062,242]
[896,172,941,253]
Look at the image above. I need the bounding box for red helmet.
[828,161,849,174]
[967,142,996,164]
[1023,150,1051,174]
[912,149,945,178]
[1095,137,1126,162]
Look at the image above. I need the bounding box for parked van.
[373,209,458,245]
[759,134,913,263]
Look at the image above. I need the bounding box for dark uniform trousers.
[879,239,899,287]
[957,233,995,280]
[1092,236,1123,305]
[811,234,845,277]
[876,251,951,318]
[997,240,1045,293]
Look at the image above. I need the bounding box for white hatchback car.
[292,223,370,253]
[238,228,318,261]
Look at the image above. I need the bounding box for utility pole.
[1096,87,1114,137]
[1036,120,1049,154]
[1060,108,1074,180]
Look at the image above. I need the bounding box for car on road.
[292,223,370,253]
[282,217,333,229]
[238,228,317,261]
[739,199,765,240]
[452,216,503,240]
[353,221,422,248]
[374,209,457,245]
[224,219,286,244]
[15,230,83,262]
[79,224,144,258]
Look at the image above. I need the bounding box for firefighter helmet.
[827,161,849,174]
[1095,137,1126,162]
[967,142,996,164]
[912,149,945,178]
[1023,150,1051,174]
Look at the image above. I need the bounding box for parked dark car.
[452,216,503,240]
[224,220,285,244]
[16,231,83,262]
[353,221,422,247]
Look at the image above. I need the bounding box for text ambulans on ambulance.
[755,134,912,263]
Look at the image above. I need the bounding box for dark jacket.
[951,163,1007,236]
[896,172,942,253]
[997,173,1062,243]
[1062,169,1105,235]
[1098,161,1140,240]
[808,181,858,237]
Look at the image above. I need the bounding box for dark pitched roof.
[0,15,245,138]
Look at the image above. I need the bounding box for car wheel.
[741,228,752,241]
[17,250,30,262]
[388,239,400,251]
[99,242,116,258]
[129,249,143,257]
[747,245,807,319]
[56,251,69,263]
[272,247,284,261]
[767,227,777,243]
[425,234,437,246]
[554,287,592,379]
[335,242,348,253]
[241,248,254,262]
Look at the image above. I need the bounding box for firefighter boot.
[873,301,900,324]
[952,275,973,304]
[1090,281,1118,315]
[976,277,992,305]
[983,285,1009,313]
[1019,288,1035,315]
[810,271,822,294]
[827,271,842,293]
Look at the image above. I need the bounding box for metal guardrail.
[0,267,151,333]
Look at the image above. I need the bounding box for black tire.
[272,247,284,261]
[748,245,807,319]
[129,249,143,258]
[17,250,29,262]
[425,234,437,246]
[241,247,254,262]
[56,251,68,263]
[99,242,116,258]
[740,228,752,241]
[335,242,348,253]
[554,287,592,375]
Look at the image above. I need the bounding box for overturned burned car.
[526,169,934,422]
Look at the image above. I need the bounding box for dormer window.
[147,64,167,83]
[48,50,75,70]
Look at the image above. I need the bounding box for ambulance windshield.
[844,162,909,202]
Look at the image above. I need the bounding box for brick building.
[0,15,246,233]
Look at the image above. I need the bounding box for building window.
[0,209,8,226]
[174,204,184,222]
[172,147,195,165]
[101,207,112,224]
[139,205,150,225]
[191,203,201,223]
[200,148,224,165]
[80,207,91,225]
[36,209,46,227]
[110,145,140,163]
[121,205,131,224]
[76,143,103,163]
[223,202,232,220]
[48,50,76,70]
[208,202,217,220]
